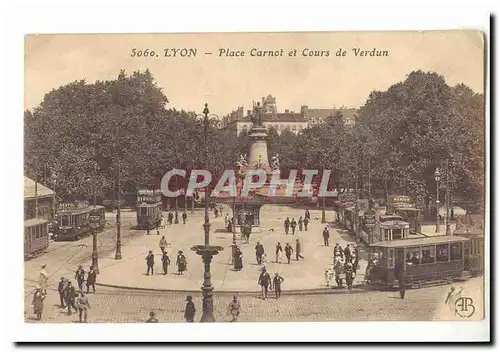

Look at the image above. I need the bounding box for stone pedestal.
[243,126,272,174]
[233,202,264,233]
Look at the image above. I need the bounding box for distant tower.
[262,94,277,117]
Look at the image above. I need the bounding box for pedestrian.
[214,207,219,218]
[86,266,97,294]
[75,265,86,292]
[305,208,311,221]
[395,262,406,299]
[298,216,303,231]
[64,281,77,315]
[303,217,309,231]
[146,311,159,323]
[146,228,150,236]
[177,250,187,275]
[32,285,45,320]
[275,242,283,263]
[325,268,333,287]
[258,267,272,300]
[39,264,48,294]
[159,236,168,254]
[290,218,297,235]
[345,262,354,290]
[161,251,171,275]
[168,211,173,225]
[227,296,241,322]
[160,216,165,229]
[333,243,344,260]
[156,225,160,236]
[344,244,352,263]
[57,277,66,308]
[182,210,187,224]
[284,243,293,264]
[76,291,91,323]
[271,272,284,299]
[334,259,344,288]
[284,217,290,234]
[146,250,155,276]
[219,205,223,215]
[295,239,304,261]
[255,241,265,265]
[323,227,330,246]
[184,295,196,322]
[244,224,251,244]
[353,245,360,272]
[233,247,243,271]
[224,214,229,227]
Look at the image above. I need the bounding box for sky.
[25,31,484,118]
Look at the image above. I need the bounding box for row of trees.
[25,70,484,209]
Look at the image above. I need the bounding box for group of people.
[257,267,285,300]
[145,248,187,276]
[283,208,311,234]
[325,243,360,290]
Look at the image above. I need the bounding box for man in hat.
[182,210,188,224]
[344,244,352,263]
[57,277,66,308]
[86,266,97,294]
[227,295,241,322]
[345,262,354,290]
[258,267,272,300]
[322,226,330,246]
[146,250,155,276]
[284,243,293,264]
[255,241,265,265]
[303,216,309,231]
[76,291,91,323]
[159,236,168,254]
[184,295,196,322]
[75,265,86,292]
[161,251,171,275]
[39,265,48,294]
[271,272,285,299]
[64,280,77,315]
[295,239,304,261]
[146,311,159,323]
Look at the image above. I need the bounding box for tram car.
[24,218,50,260]
[453,215,484,277]
[54,201,106,241]
[366,235,470,290]
[136,189,163,230]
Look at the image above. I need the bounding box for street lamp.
[445,160,451,236]
[434,167,441,233]
[87,167,100,274]
[191,103,223,323]
[115,160,123,260]
[174,169,179,224]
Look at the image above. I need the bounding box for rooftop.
[370,235,470,248]
[24,177,55,200]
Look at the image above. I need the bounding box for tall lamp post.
[174,168,179,224]
[445,160,451,235]
[434,167,441,233]
[90,165,99,273]
[115,160,122,260]
[191,103,223,323]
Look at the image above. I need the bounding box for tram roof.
[24,218,49,227]
[137,202,163,207]
[370,235,470,248]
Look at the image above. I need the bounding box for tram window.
[392,229,402,240]
[406,248,421,265]
[436,244,449,262]
[384,229,390,241]
[387,249,395,267]
[420,246,435,264]
[450,243,462,260]
[370,250,385,266]
[141,208,147,216]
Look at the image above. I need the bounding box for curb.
[95,282,369,296]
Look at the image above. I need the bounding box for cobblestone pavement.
[24,277,484,323]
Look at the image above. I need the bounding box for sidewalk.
[94,205,368,292]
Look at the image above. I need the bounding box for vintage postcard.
[23,31,487,337]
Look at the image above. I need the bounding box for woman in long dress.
[32,285,45,320]
[234,247,243,271]
[176,251,187,275]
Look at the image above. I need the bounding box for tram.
[24,218,50,260]
[136,189,163,230]
[453,214,484,277]
[54,201,106,241]
[366,235,470,289]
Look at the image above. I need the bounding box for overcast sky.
[25,31,484,117]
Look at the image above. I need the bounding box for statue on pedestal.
[270,153,280,171]
[251,102,264,127]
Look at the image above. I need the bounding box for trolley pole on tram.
[115,161,123,260]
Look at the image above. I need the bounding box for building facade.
[222,95,358,135]
[24,176,55,221]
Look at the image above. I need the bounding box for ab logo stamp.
[455,297,475,318]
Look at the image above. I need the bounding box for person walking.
[295,239,304,261]
[345,262,354,290]
[57,277,66,308]
[334,258,344,288]
[395,262,406,299]
[303,217,309,231]
[305,208,311,221]
[275,242,283,263]
[353,245,360,272]
[271,273,284,299]
[182,210,187,224]
[86,266,97,294]
[76,291,91,323]
[224,214,229,227]
[184,295,196,322]
[161,251,171,275]
[146,228,150,236]
[75,265,86,292]
[39,265,48,294]
[159,236,168,254]
[333,243,344,261]
[146,311,159,323]
[176,251,187,275]
[233,247,243,271]
[255,241,265,265]
[258,268,272,300]
[64,281,77,315]
[156,225,160,236]
[290,218,297,235]
[322,227,330,246]
[145,250,155,276]
[344,244,352,263]
[284,217,290,235]
[284,243,293,264]
[168,211,173,225]
[32,285,45,320]
[227,296,241,322]
[298,216,303,231]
